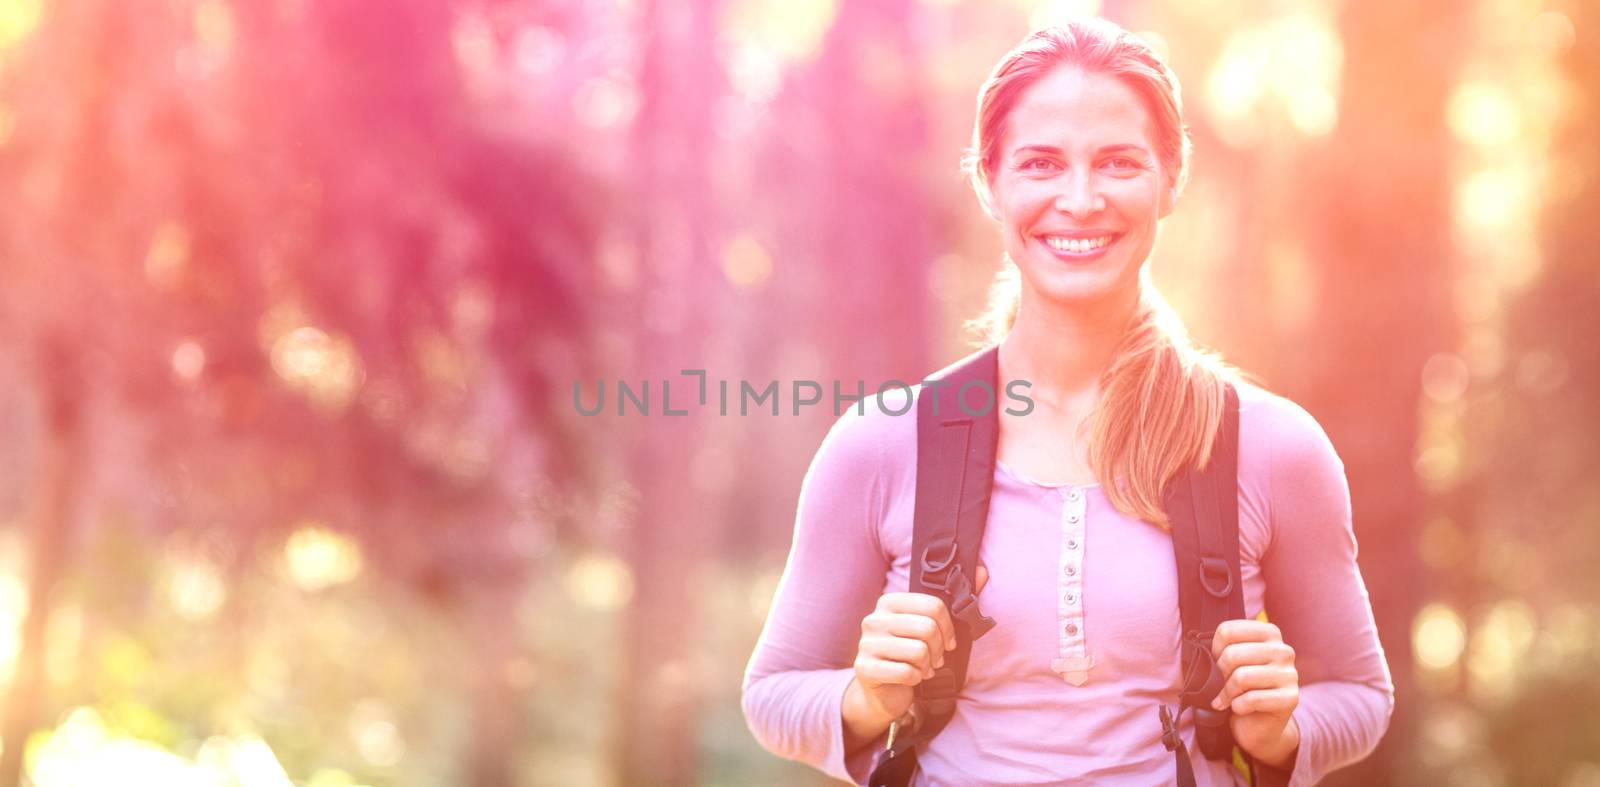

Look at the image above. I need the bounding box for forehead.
[1000,66,1156,153]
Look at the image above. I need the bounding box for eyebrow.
[1012,143,1152,157]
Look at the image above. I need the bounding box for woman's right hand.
[851,565,989,724]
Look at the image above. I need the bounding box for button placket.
[1053,485,1093,686]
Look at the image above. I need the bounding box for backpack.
[868,344,1262,787]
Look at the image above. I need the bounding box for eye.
[1020,158,1061,173]
[1103,156,1142,171]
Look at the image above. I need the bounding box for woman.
[742,19,1393,786]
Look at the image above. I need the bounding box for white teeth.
[1044,235,1114,254]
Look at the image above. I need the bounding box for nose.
[1054,170,1106,219]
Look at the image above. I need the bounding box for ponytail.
[969,263,1240,529]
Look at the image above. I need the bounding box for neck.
[999,283,1141,409]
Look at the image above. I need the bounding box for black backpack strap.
[869,345,1001,787]
[1159,382,1245,787]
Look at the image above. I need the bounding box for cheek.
[1103,178,1163,217]
[995,180,1056,225]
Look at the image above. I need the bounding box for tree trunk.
[461,579,529,787]
[1304,3,1464,784]
[614,0,725,784]
[1,340,85,787]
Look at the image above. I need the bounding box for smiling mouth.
[1038,233,1121,255]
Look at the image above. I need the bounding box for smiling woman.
[976,68,1174,308]
[742,17,1394,787]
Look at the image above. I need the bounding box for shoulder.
[1236,380,1341,466]
[1232,378,1349,510]
[806,383,920,482]
[807,345,996,486]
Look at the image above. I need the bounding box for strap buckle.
[948,579,996,640]
[918,538,995,641]
[918,539,959,589]
[1177,629,1226,706]
[1159,704,1182,752]
[885,707,922,752]
[1199,555,1234,598]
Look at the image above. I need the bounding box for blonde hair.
[963,21,1240,529]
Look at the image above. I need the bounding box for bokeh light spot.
[573,78,640,131]
[0,572,25,685]
[721,234,773,289]
[514,26,565,77]
[166,557,226,621]
[1515,349,1569,394]
[1454,167,1532,239]
[726,45,783,105]
[1449,81,1519,147]
[1527,11,1575,56]
[1414,602,1467,670]
[1414,443,1462,489]
[284,525,364,592]
[0,0,41,52]
[1467,600,1536,703]
[1421,353,1471,404]
[171,340,207,383]
[349,700,405,768]
[225,737,295,787]
[452,11,496,80]
[564,553,633,611]
[145,222,191,288]
[194,0,235,56]
[723,0,838,64]
[1286,89,1337,136]
[270,326,364,411]
[1207,15,1341,145]
[25,706,297,787]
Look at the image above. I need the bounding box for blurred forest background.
[0,0,1595,785]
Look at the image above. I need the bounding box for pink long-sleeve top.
[741,379,1394,785]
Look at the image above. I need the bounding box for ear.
[1158,178,1178,219]
[979,180,1003,223]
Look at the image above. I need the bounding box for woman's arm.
[741,407,897,784]
[841,676,901,751]
[1256,397,1397,786]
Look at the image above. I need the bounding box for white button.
[1067,489,1082,502]
[1064,592,1077,605]
[1066,538,1079,550]
[1067,513,1081,524]
[1064,565,1077,577]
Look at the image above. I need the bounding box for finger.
[882,613,948,665]
[1212,664,1296,711]
[975,562,989,595]
[881,593,958,649]
[1228,686,1299,716]
[1210,619,1283,660]
[1215,641,1295,676]
[866,634,937,674]
[854,656,924,688]
[931,600,956,653]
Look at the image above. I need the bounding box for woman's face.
[985,66,1176,309]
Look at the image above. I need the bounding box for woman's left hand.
[1210,619,1301,769]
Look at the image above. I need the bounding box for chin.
[1021,264,1124,306]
